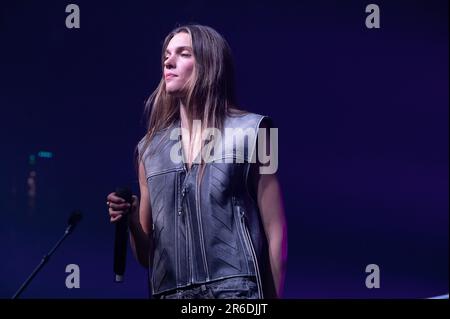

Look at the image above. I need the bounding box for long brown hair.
[137,24,246,168]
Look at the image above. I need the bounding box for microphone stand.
[12,212,82,299]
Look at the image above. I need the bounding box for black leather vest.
[138,112,275,298]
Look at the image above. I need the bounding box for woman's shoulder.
[136,119,179,151]
[225,107,272,129]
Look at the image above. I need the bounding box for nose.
[164,54,175,69]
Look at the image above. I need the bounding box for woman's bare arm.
[128,161,153,268]
[108,161,153,268]
[252,118,288,298]
[256,172,288,298]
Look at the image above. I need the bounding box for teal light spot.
[38,151,53,158]
[29,154,36,165]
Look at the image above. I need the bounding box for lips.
[165,73,178,79]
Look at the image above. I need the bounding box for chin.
[166,87,185,97]
[166,90,180,96]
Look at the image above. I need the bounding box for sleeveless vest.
[138,112,275,298]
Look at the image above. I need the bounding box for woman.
[106,24,287,299]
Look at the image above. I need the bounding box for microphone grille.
[115,187,132,203]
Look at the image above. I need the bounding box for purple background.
[0,0,448,298]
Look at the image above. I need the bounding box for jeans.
[157,276,259,299]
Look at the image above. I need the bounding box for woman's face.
[164,32,195,96]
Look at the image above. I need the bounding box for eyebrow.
[165,46,193,54]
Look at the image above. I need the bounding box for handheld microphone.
[113,187,132,283]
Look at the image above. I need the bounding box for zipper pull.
[233,196,246,218]
[238,205,246,219]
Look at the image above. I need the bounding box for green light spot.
[29,154,36,165]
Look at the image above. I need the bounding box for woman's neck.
[179,100,204,166]
[179,102,190,130]
[179,100,202,129]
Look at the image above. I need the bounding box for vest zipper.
[185,199,194,284]
[195,171,210,280]
[235,198,264,299]
[182,164,195,285]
